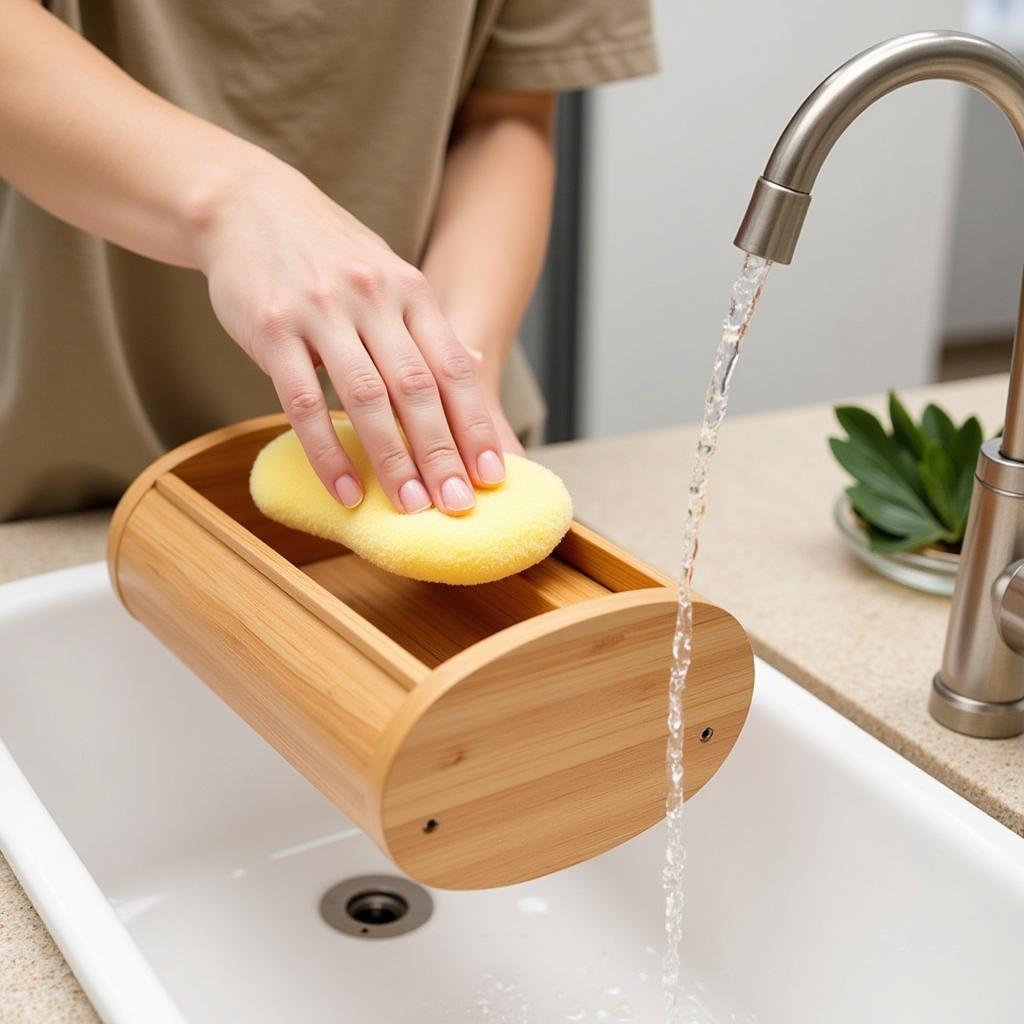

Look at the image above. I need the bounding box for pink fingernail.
[335,474,363,508]
[441,476,475,512]
[399,479,432,514]
[476,449,505,486]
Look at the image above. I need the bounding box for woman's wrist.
[179,144,299,273]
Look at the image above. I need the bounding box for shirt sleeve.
[471,0,659,93]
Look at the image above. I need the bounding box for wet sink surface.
[1,563,1022,1023]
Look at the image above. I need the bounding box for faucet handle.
[992,559,1024,655]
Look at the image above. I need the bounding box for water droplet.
[603,986,623,998]
[564,1007,586,1022]
[516,895,549,916]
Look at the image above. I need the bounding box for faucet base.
[930,674,1024,738]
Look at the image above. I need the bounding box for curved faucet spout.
[734,30,1024,738]
[735,31,1024,265]
[735,30,1024,459]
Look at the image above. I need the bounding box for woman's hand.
[192,161,506,514]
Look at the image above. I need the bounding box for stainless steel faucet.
[734,30,1024,738]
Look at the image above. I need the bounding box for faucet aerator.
[734,177,810,265]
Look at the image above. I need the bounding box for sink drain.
[320,875,433,938]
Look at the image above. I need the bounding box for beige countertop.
[0,373,1018,1022]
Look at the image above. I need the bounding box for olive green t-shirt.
[0,0,657,520]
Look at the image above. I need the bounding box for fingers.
[403,293,506,491]
[259,258,505,519]
[316,326,435,515]
[359,320,479,515]
[262,340,364,508]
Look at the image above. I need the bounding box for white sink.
[1,563,1022,1024]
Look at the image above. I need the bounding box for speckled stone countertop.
[0,374,1019,1021]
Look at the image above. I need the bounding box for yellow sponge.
[250,419,573,585]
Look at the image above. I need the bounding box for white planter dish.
[834,494,960,596]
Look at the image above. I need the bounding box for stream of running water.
[662,254,772,1024]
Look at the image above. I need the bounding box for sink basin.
[2,563,1022,1023]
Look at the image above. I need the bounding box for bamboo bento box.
[107,413,755,890]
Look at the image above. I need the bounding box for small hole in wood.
[423,818,440,833]
[699,727,714,743]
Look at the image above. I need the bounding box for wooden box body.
[108,414,754,889]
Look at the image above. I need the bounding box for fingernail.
[335,474,363,508]
[441,476,475,512]
[476,449,505,485]
[399,479,432,514]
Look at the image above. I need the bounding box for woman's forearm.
[0,1,512,512]
[0,0,274,268]
[421,90,557,394]
[0,0,510,514]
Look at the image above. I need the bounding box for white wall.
[941,0,1024,341]
[942,88,1024,340]
[579,1,966,438]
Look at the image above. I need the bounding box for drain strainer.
[320,874,433,938]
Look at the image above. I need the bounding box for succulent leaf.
[831,394,985,554]
[889,391,925,459]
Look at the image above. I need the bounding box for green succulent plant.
[829,392,986,554]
